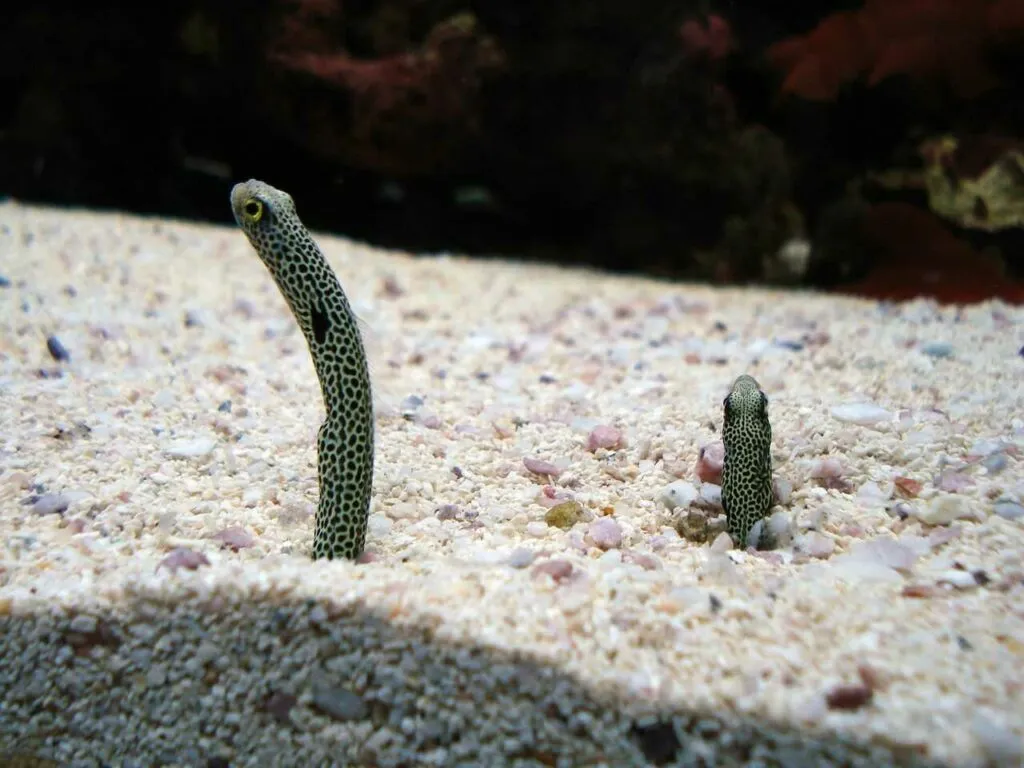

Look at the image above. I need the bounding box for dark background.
[2,0,1023,302]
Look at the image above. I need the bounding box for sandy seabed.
[0,198,1023,768]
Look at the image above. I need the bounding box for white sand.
[1,199,1023,767]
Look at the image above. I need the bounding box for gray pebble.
[31,493,72,515]
[982,452,1008,474]
[993,500,1024,520]
[311,681,368,721]
[69,615,98,634]
[507,548,535,568]
[921,341,954,358]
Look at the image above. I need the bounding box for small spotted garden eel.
[230,180,374,560]
[720,374,775,548]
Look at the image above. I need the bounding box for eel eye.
[242,198,263,222]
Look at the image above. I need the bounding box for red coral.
[767,0,1024,101]
[267,4,505,175]
[679,15,735,62]
[842,202,1023,303]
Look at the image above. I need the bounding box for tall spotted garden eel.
[720,374,775,549]
[230,180,374,560]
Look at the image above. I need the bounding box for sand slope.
[1,199,1023,767]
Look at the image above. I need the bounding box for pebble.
[531,559,574,582]
[982,452,1008,474]
[507,548,535,568]
[660,480,698,510]
[764,511,794,547]
[828,556,903,584]
[709,532,732,553]
[699,483,722,507]
[46,334,70,362]
[856,481,892,502]
[773,477,792,506]
[993,500,1024,520]
[696,442,724,484]
[935,471,973,493]
[587,517,622,549]
[830,403,893,426]
[587,425,624,452]
[937,570,980,589]
[164,437,217,459]
[523,457,561,478]
[810,458,844,481]
[211,526,255,551]
[30,492,74,515]
[311,682,367,722]
[158,547,210,573]
[5,470,32,489]
[525,521,548,537]
[847,538,918,573]
[367,514,392,537]
[799,532,835,559]
[545,500,583,529]
[920,341,954,358]
[972,711,1024,764]
[68,614,98,634]
[916,495,979,525]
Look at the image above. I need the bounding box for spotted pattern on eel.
[230,180,374,560]
[720,374,774,548]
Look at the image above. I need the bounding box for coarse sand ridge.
[1,199,1023,767]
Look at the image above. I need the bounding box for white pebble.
[799,532,835,559]
[164,437,217,459]
[386,502,419,520]
[916,495,979,525]
[856,481,892,502]
[938,570,979,589]
[525,521,548,538]
[700,483,722,506]
[972,710,1023,764]
[660,480,698,510]
[828,556,903,583]
[710,532,733,553]
[847,538,918,573]
[830,403,893,427]
[773,476,792,506]
[765,511,794,547]
[367,514,392,537]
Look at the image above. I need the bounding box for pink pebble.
[158,547,210,573]
[587,425,624,452]
[696,441,725,484]
[623,550,660,570]
[935,471,973,493]
[524,457,562,478]
[211,526,255,552]
[588,517,623,549]
[811,458,844,479]
[531,559,575,582]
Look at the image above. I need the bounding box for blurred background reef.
[2,0,1023,302]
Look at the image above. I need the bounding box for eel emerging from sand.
[230,180,374,560]
[720,374,774,548]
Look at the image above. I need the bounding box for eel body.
[720,374,774,548]
[230,179,374,560]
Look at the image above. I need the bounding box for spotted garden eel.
[230,180,374,560]
[720,374,774,549]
